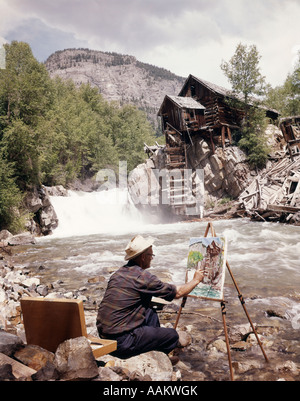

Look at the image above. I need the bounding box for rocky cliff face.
[45,49,185,128]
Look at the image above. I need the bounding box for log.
[266,204,300,213]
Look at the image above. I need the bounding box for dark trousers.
[108,308,179,359]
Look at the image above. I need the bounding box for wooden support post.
[227,126,232,144]
[221,126,226,148]
[174,296,187,330]
[210,131,215,154]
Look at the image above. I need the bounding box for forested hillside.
[45,48,185,131]
[0,41,156,232]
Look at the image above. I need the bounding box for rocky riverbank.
[0,244,299,382]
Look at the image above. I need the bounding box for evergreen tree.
[0,41,53,188]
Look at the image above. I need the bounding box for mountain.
[44,48,185,131]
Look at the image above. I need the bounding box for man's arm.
[174,270,204,299]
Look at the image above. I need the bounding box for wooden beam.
[221,126,226,148]
[266,204,300,213]
[227,126,232,143]
[0,352,36,379]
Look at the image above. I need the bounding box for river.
[11,189,300,379]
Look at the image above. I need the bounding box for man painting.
[96,235,203,358]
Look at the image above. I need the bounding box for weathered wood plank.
[0,352,36,379]
[266,204,300,213]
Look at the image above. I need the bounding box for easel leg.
[221,301,234,381]
[174,296,187,330]
[226,261,269,363]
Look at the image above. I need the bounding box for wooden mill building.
[155,74,279,215]
[158,74,279,169]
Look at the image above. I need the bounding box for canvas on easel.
[187,236,227,301]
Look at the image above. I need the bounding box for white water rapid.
[50,188,148,237]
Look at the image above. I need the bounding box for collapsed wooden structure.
[237,115,300,223]
[239,156,300,222]
[151,74,279,216]
[279,116,300,160]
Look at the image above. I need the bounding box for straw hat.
[124,235,155,260]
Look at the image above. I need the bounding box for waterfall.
[49,188,147,238]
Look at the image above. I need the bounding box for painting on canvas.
[187,236,227,300]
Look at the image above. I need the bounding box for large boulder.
[14,344,54,371]
[54,336,98,381]
[98,350,174,381]
[7,233,36,246]
[24,186,59,236]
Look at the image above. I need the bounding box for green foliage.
[1,119,41,188]
[0,41,53,127]
[221,43,269,168]
[238,108,269,168]
[221,43,266,101]
[265,51,300,117]
[0,154,24,233]
[0,41,157,232]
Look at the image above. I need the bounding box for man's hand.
[175,269,204,299]
[193,269,204,284]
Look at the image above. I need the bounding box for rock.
[8,233,37,246]
[207,339,227,353]
[266,309,286,320]
[0,363,16,381]
[25,188,43,213]
[22,186,60,236]
[99,351,173,381]
[54,336,99,381]
[36,284,49,296]
[228,323,253,343]
[88,276,106,284]
[0,288,6,303]
[31,361,59,381]
[1,300,22,326]
[38,205,58,235]
[177,330,192,347]
[44,185,68,197]
[276,361,299,374]
[14,344,54,371]
[246,332,271,347]
[0,330,23,356]
[231,341,252,351]
[232,360,262,374]
[96,366,122,381]
[21,277,40,288]
[0,230,13,241]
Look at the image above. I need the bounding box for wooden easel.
[174,222,269,381]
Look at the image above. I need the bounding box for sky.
[0,0,299,89]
